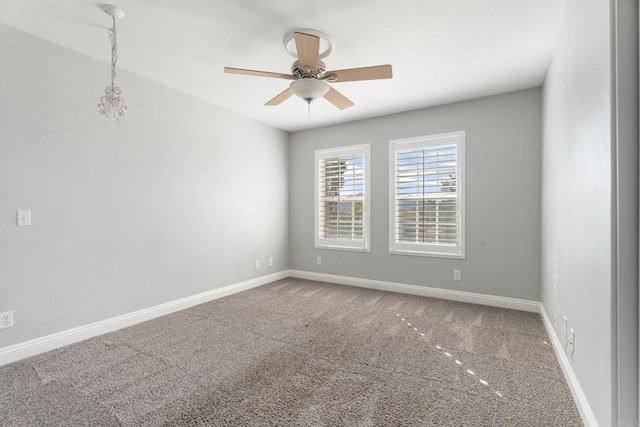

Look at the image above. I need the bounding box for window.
[315,144,370,251]
[389,131,465,258]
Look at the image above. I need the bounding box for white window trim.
[314,144,370,252]
[389,131,465,259]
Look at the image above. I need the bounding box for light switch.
[17,210,31,226]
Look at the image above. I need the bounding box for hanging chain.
[109,16,118,85]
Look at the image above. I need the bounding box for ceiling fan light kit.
[224,30,393,112]
[290,78,329,104]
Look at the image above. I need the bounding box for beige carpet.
[0,278,582,426]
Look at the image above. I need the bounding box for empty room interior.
[0,0,638,426]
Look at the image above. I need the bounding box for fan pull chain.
[308,100,311,120]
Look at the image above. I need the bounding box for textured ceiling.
[0,0,567,132]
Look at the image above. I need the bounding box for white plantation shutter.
[389,132,465,258]
[315,145,370,251]
[395,146,458,244]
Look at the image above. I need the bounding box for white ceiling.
[0,0,567,132]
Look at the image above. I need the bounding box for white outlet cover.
[17,210,31,226]
[0,311,13,329]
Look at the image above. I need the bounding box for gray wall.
[290,88,542,301]
[541,0,616,424]
[0,24,290,348]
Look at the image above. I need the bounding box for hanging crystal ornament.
[97,5,127,123]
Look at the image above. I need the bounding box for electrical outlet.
[316,257,322,265]
[17,210,31,226]
[568,328,575,358]
[453,270,461,281]
[254,260,260,270]
[0,311,13,329]
[268,257,273,267]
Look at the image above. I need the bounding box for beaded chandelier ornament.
[97,5,127,123]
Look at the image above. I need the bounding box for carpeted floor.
[0,278,582,426]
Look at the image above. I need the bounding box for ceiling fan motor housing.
[291,60,326,79]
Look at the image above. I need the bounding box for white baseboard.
[0,270,289,367]
[539,304,598,427]
[288,270,540,313]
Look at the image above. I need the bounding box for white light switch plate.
[17,210,31,226]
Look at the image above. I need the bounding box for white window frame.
[389,131,465,259]
[314,144,370,252]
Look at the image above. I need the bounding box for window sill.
[315,243,370,253]
[389,248,465,259]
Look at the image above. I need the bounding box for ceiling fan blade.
[294,32,320,70]
[265,88,295,106]
[323,86,354,110]
[224,67,294,80]
[324,65,393,83]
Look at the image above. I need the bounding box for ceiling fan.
[224,30,393,110]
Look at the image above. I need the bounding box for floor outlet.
[254,260,260,270]
[0,311,13,329]
[317,257,322,265]
[453,270,461,281]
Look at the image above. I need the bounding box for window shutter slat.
[393,144,459,246]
